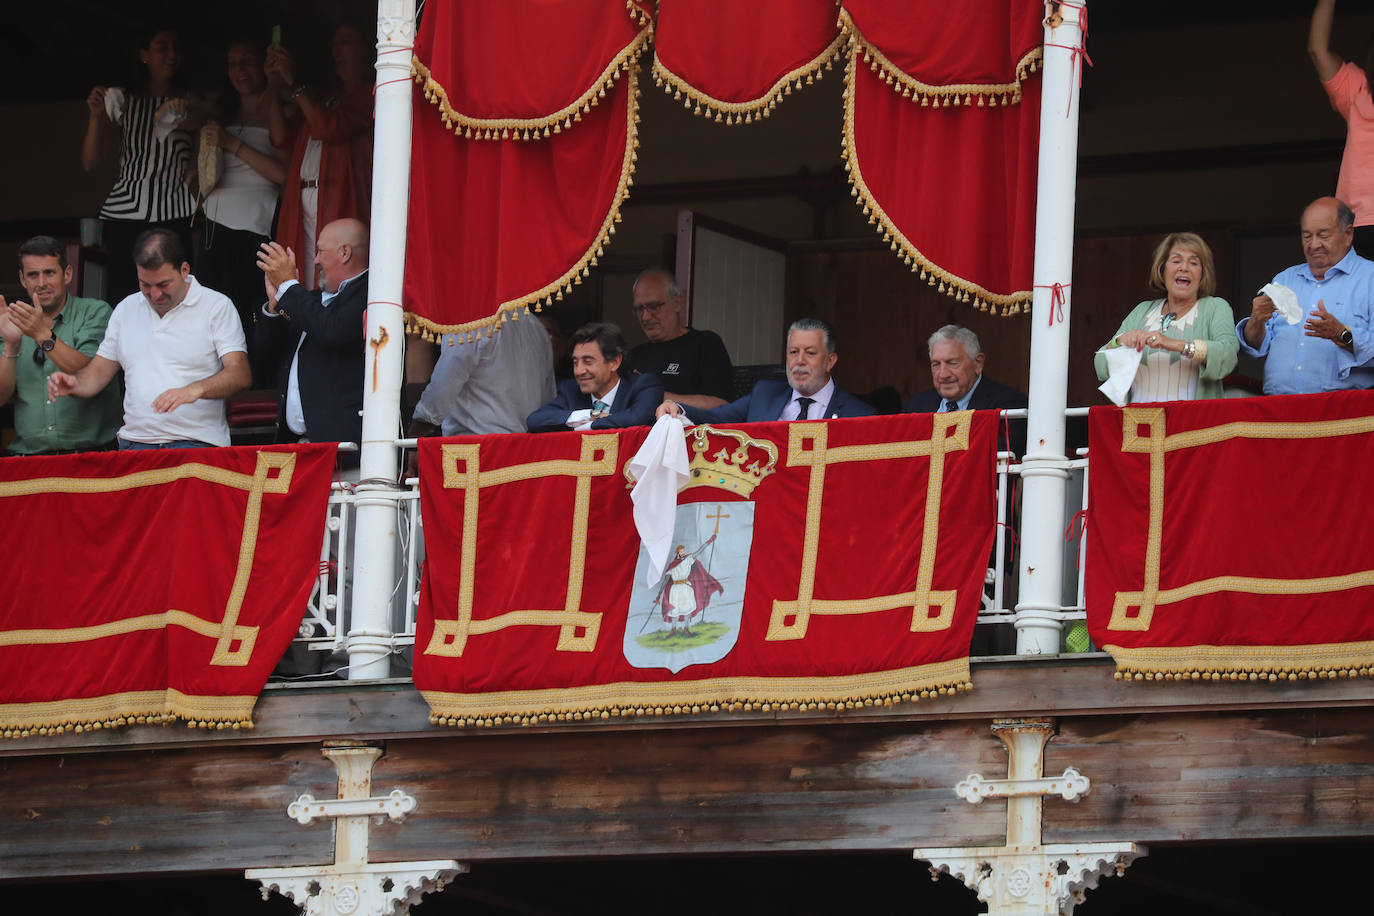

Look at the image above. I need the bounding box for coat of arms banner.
[0,444,337,737]
[1086,392,1374,681]
[413,413,997,726]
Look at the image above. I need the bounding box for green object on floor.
[1065,620,1092,654]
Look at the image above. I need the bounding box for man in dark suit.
[658,317,874,423]
[526,322,663,432]
[256,218,368,461]
[904,324,1027,452]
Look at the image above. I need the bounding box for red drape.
[1086,393,1374,681]
[651,0,844,123]
[0,445,337,737]
[413,414,996,726]
[405,1,650,338]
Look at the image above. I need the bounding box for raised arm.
[1309,0,1343,82]
[82,86,114,172]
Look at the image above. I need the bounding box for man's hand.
[47,372,78,402]
[0,298,22,349]
[263,272,280,314]
[257,241,298,292]
[1304,300,1344,342]
[152,384,203,413]
[656,399,683,419]
[6,299,51,342]
[1244,294,1277,347]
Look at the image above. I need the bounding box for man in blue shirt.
[1237,196,1374,394]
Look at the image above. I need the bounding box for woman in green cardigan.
[1095,232,1239,402]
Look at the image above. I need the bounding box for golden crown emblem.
[624,425,779,497]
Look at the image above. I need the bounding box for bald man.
[256,218,370,458]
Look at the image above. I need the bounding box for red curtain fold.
[841,0,1044,100]
[413,413,996,725]
[844,50,1040,313]
[1086,392,1374,681]
[414,0,650,134]
[404,68,638,338]
[651,0,843,122]
[0,445,337,737]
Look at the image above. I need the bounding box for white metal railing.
[287,412,1100,675]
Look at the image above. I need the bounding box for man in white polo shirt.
[47,228,250,448]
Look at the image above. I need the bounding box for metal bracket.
[288,788,417,825]
[955,766,1090,804]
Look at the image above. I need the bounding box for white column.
[347,0,416,679]
[1015,2,1086,656]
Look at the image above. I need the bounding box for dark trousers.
[1355,225,1374,262]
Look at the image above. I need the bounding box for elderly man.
[903,325,1027,414]
[658,317,873,423]
[256,218,369,456]
[628,268,732,409]
[47,229,249,449]
[527,322,663,432]
[0,236,122,454]
[1238,197,1374,394]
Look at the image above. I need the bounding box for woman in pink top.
[1310,0,1374,259]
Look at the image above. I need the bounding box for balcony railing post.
[1015,2,1086,656]
[347,0,417,679]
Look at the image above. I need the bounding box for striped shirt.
[100,93,196,222]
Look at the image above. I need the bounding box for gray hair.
[927,324,982,361]
[633,268,681,298]
[787,317,837,354]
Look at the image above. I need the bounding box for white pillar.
[347,0,416,679]
[1015,2,1086,656]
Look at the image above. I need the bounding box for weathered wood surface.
[6,703,1374,879]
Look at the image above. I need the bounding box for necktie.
[796,397,815,420]
[592,399,609,417]
[944,399,961,413]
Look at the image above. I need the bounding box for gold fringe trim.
[411,21,651,142]
[404,56,644,345]
[1104,642,1374,684]
[651,32,846,125]
[839,9,1042,109]
[0,689,257,739]
[840,46,1031,316]
[625,0,651,29]
[421,659,972,728]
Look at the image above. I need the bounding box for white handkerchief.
[103,87,125,123]
[629,415,691,586]
[1261,282,1302,325]
[152,100,187,142]
[1097,346,1143,407]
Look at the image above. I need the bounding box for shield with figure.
[624,501,754,673]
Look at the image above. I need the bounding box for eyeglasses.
[632,300,669,316]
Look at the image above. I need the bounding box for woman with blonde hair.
[1094,232,1239,402]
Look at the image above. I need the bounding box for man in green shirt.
[0,236,121,454]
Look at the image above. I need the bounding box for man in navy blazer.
[658,317,874,424]
[256,219,369,462]
[904,324,1027,452]
[526,322,663,432]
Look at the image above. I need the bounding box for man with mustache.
[656,317,873,423]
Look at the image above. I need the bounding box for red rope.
[1044,1,1093,117]
[1064,508,1088,543]
[1035,282,1069,325]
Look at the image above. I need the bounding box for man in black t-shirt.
[627,268,733,409]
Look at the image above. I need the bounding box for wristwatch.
[39,335,56,353]
[1340,326,1354,346]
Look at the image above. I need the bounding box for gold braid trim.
[0,689,257,739]
[651,32,846,125]
[840,45,1031,316]
[411,23,651,141]
[421,658,972,728]
[839,8,1042,109]
[404,58,643,345]
[1104,642,1374,684]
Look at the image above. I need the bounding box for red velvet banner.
[406,0,648,338]
[413,413,996,726]
[842,0,1042,314]
[652,0,844,123]
[1086,393,1374,681]
[0,445,337,737]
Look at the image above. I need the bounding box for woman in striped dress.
[82,27,198,304]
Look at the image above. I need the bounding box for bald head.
[1300,197,1354,280]
[316,219,369,292]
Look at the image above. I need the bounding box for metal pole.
[347,0,416,679]
[1015,1,1084,656]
